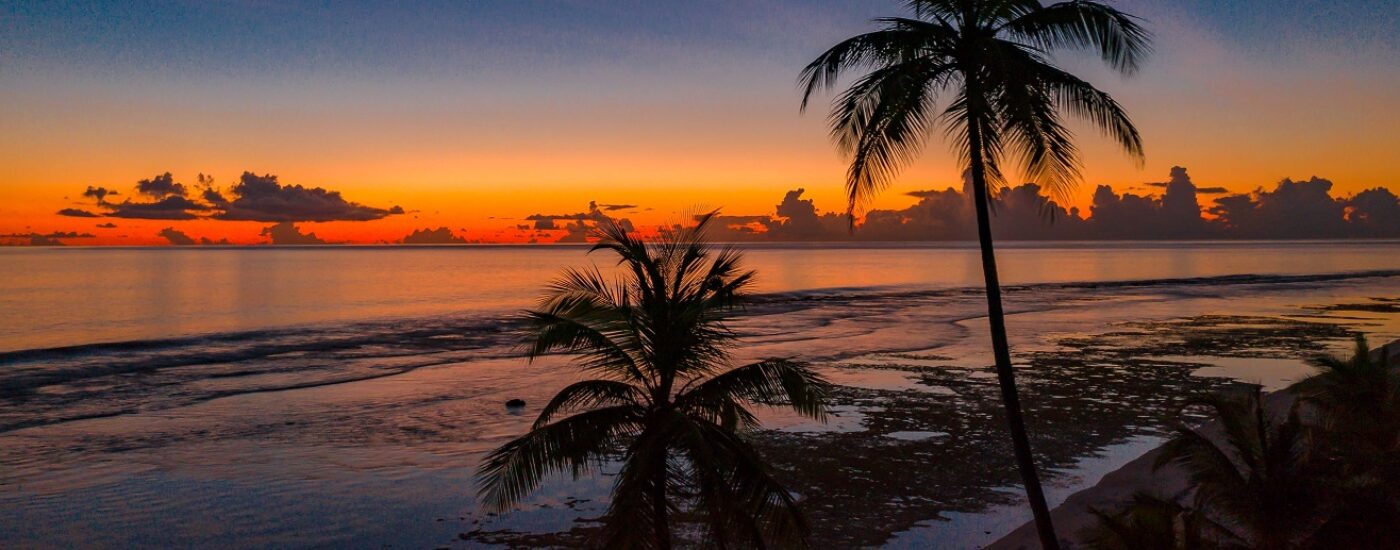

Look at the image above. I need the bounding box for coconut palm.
[799,1,1150,545]
[1299,336,1400,547]
[1154,388,1328,549]
[476,213,831,549]
[1082,492,1218,550]
[1302,335,1399,452]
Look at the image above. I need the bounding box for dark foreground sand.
[990,339,1400,550]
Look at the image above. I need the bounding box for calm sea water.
[4,241,1400,353]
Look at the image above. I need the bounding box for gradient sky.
[2,0,1397,244]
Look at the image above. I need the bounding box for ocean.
[3,241,1400,548]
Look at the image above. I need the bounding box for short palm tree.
[800,1,1150,546]
[1302,335,1399,452]
[1299,336,1400,546]
[476,213,831,549]
[1154,388,1326,549]
[1083,492,1215,550]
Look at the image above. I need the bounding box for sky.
[1,0,1397,245]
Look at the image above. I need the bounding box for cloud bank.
[703,167,1399,242]
[260,222,328,245]
[401,227,469,244]
[63,172,404,223]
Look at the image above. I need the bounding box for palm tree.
[1154,388,1327,548]
[476,213,831,549]
[1299,336,1400,546]
[1301,335,1399,453]
[799,1,1150,546]
[1083,492,1214,550]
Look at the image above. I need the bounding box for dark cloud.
[82,186,117,203]
[401,227,468,244]
[57,208,99,218]
[700,167,1397,242]
[157,227,197,245]
[96,222,118,228]
[1208,177,1350,239]
[766,188,847,240]
[1,231,96,246]
[1088,166,1209,239]
[66,172,405,223]
[216,172,404,222]
[528,201,636,242]
[597,203,638,212]
[1196,187,1229,194]
[107,195,208,220]
[136,173,188,198]
[1347,187,1400,237]
[157,227,230,245]
[260,222,327,245]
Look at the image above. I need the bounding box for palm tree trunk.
[965,92,1060,550]
[652,455,672,549]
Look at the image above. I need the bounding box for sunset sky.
[2,0,1396,245]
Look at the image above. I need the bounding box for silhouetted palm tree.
[1299,336,1400,546]
[1083,492,1217,550]
[1302,336,1399,451]
[1154,388,1326,549]
[800,1,1150,545]
[477,213,830,549]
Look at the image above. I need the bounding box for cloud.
[260,222,327,245]
[699,167,1398,242]
[96,222,118,228]
[82,186,117,203]
[57,208,99,217]
[596,203,638,212]
[401,227,468,244]
[1208,177,1350,239]
[215,172,404,222]
[1087,166,1209,239]
[107,195,209,220]
[527,201,636,242]
[1347,187,1400,237]
[0,231,96,246]
[136,173,188,198]
[67,172,405,223]
[158,227,197,245]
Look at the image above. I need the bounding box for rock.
[505,399,526,408]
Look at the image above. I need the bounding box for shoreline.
[988,338,1400,549]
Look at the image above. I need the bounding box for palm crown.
[477,213,830,549]
[800,0,1149,216]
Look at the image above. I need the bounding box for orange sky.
[2,1,1396,245]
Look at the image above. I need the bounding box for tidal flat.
[4,272,1399,549]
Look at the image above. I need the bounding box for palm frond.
[679,359,831,422]
[477,405,643,511]
[533,379,648,429]
[1002,0,1152,74]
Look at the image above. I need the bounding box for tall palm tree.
[1154,388,1327,548]
[477,213,831,549]
[800,1,1150,545]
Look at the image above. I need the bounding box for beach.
[3,242,1400,548]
